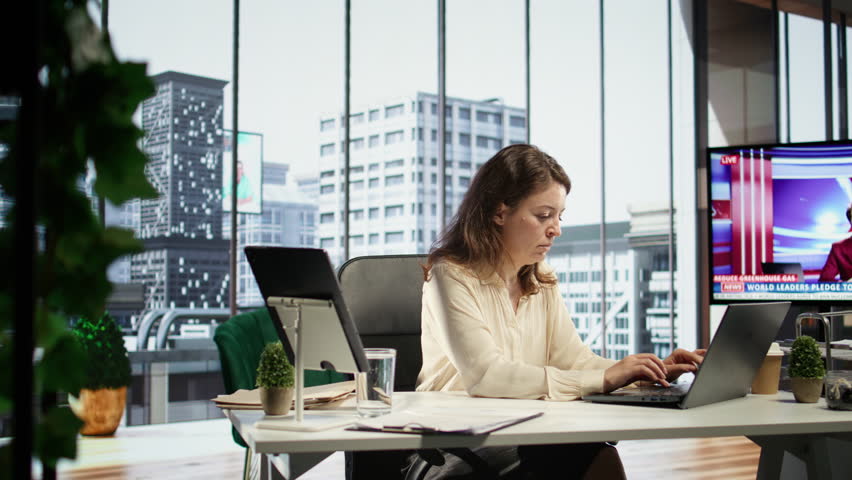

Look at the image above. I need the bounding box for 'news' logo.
[721,282,744,292]
[720,155,739,165]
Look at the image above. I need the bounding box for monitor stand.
[257,297,356,432]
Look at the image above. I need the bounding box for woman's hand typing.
[603,353,670,392]
[602,348,707,392]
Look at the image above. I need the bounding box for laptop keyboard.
[618,383,690,397]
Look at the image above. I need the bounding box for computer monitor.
[707,140,852,304]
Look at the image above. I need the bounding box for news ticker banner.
[713,275,852,300]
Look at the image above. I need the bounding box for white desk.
[226,391,852,479]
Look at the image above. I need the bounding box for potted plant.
[256,342,295,415]
[789,335,826,403]
[68,312,132,435]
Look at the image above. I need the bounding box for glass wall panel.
[530,0,601,226]
[110,0,233,315]
[110,0,233,424]
[787,13,827,142]
[234,2,343,305]
[332,0,437,263]
[530,1,605,355]
[446,0,526,219]
[534,1,689,360]
[603,0,672,360]
[671,1,697,354]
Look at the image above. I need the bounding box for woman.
[415,144,704,479]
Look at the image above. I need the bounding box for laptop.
[582,302,790,409]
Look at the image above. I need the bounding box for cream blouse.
[416,261,616,401]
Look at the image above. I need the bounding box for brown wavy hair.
[423,144,571,295]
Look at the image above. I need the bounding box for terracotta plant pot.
[69,386,127,436]
[791,377,823,403]
[259,387,294,416]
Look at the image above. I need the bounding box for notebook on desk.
[582,302,790,409]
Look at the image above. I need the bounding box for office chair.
[214,307,347,480]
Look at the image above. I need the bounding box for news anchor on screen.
[819,203,852,282]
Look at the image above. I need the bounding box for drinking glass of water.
[356,348,396,417]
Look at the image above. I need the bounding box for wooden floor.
[47,419,761,479]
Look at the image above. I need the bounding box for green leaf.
[102,226,144,253]
[35,406,83,466]
[38,332,87,397]
[34,308,70,352]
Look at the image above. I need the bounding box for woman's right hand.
[603,353,669,392]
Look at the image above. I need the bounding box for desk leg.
[260,452,332,480]
[749,434,852,480]
[755,442,783,480]
[259,454,283,480]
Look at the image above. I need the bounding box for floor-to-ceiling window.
[531,0,690,358]
[105,0,690,363]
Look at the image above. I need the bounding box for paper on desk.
[349,408,544,435]
[212,380,355,410]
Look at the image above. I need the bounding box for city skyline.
[107,0,678,226]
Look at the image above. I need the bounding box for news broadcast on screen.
[707,141,852,303]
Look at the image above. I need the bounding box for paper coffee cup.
[751,342,784,394]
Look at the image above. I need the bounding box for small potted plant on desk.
[257,342,295,415]
[69,312,132,435]
[789,335,826,403]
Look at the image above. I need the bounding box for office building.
[548,222,633,360]
[296,175,320,202]
[130,71,231,311]
[547,206,681,360]
[625,204,679,359]
[317,92,526,266]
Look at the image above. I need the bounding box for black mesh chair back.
[338,254,427,393]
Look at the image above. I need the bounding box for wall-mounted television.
[707,140,852,304]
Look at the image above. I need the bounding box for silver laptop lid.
[681,302,790,409]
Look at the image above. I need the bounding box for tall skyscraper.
[131,71,230,311]
[317,92,527,266]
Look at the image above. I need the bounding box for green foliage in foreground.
[0,0,157,472]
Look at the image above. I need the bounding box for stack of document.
[212,380,355,410]
[350,408,543,435]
